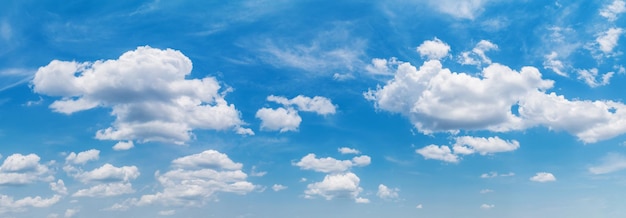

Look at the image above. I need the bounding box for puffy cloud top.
[32,46,251,144]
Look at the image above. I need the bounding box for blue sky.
[1,0,626,217]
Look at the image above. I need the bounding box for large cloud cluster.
[33,46,252,145]
[366,39,626,143]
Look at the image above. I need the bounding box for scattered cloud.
[416,38,450,60]
[459,40,498,66]
[50,180,68,195]
[158,210,175,216]
[416,204,423,209]
[480,204,495,209]
[589,153,626,174]
[135,150,256,207]
[377,184,400,200]
[576,68,613,87]
[65,149,99,165]
[543,51,568,77]
[338,147,361,155]
[64,209,78,218]
[530,172,556,182]
[426,0,490,20]
[32,46,252,145]
[0,153,52,185]
[416,145,458,163]
[294,154,371,173]
[480,189,494,194]
[272,184,287,192]
[600,0,626,21]
[304,172,367,203]
[0,194,61,215]
[112,141,134,151]
[480,172,514,178]
[256,95,336,132]
[595,28,623,54]
[256,107,301,132]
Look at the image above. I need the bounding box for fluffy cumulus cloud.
[416,38,450,60]
[112,141,134,151]
[416,145,458,163]
[0,153,52,185]
[377,184,399,200]
[529,172,556,182]
[294,154,371,173]
[304,172,367,203]
[367,38,626,143]
[416,136,519,163]
[256,95,336,132]
[459,40,498,66]
[596,28,623,54]
[338,147,360,155]
[588,153,626,174]
[0,194,62,214]
[50,180,68,195]
[65,149,99,165]
[256,107,302,132]
[600,0,626,21]
[272,184,288,192]
[267,95,336,115]
[133,150,255,207]
[32,46,252,145]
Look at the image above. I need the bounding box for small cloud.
[480,189,494,194]
[480,204,495,209]
[112,141,134,151]
[158,210,175,216]
[530,172,556,182]
[416,204,423,209]
[272,184,287,192]
[338,147,360,155]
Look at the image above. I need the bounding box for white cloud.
[589,153,626,174]
[258,25,365,74]
[304,172,366,203]
[73,182,135,197]
[256,107,302,132]
[135,150,255,207]
[415,145,458,163]
[416,204,423,209]
[576,68,614,87]
[64,209,78,218]
[171,150,242,170]
[112,141,134,151]
[459,40,498,66]
[543,51,568,77]
[596,28,623,54]
[530,172,556,182]
[367,40,626,143]
[32,46,252,145]
[338,147,360,155]
[365,58,400,76]
[355,197,370,204]
[65,149,99,165]
[267,95,336,115]
[50,180,68,195]
[272,184,287,192]
[416,38,450,60]
[0,153,51,185]
[480,204,495,209]
[480,172,514,178]
[377,184,399,200]
[158,210,175,216]
[453,136,519,155]
[480,189,494,194]
[427,0,489,20]
[0,194,61,214]
[294,154,371,173]
[600,0,626,21]
[73,164,139,183]
[365,59,551,135]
